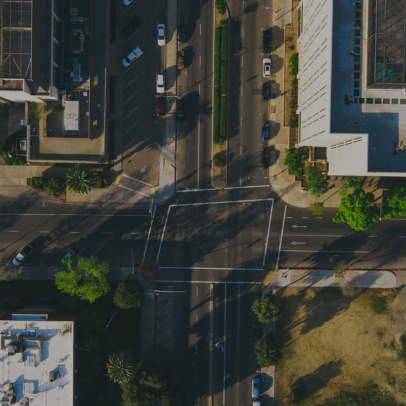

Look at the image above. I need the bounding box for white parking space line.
[199,55,201,65]
[223,284,227,406]
[242,56,243,67]
[176,185,270,192]
[123,29,139,43]
[122,173,153,187]
[78,248,85,255]
[123,75,138,90]
[200,24,202,35]
[0,213,148,217]
[8,230,18,233]
[141,206,156,267]
[198,116,200,189]
[124,0,137,12]
[123,59,139,75]
[196,315,198,325]
[39,247,54,264]
[281,250,371,253]
[156,280,262,285]
[122,134,137,149]
[70,231,80,234]
[39,231,49,233]
[276,205,287,270]
[242,27,244,37]
[263,200,274,267]
[118,184,149,197]
[94,248,101,255]
[283,234,346,237]
[123,91,138,106]
[159,266,263,271]
[123,106,138,121]
[176,198,273,206]
[196,286,198,296]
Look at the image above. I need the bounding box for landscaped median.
[212,13,228,188]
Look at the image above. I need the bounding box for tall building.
[296,0,406,176]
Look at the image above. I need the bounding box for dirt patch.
[213,142,226,179]
[276,287,406,405]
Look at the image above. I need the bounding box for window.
[354,89,360,96]
[353,98,358,103]
[355,38,361,45]
[354,80,360,88]
[354,72,360,79]
[383,98,390,104]
[354,64,360,71]
[375,98,382,104]
[355,11,361,18]
[359,98,365,104]
[366,98,373,104]
[392,99,399,104]
[401,99,406,105]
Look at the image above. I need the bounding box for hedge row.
[214,53,221,87]
[220,61,227,90]
[220,96,227,138]
[213,87,221,144]
[215,0,226,15]
[31,177,66,197]
[215,27,221,53]
[221,26,228,61]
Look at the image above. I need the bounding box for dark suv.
[177,98,185,122]
[122,16,142,38]
[263,29,272,53]
[178,25,185,44]
[262,83,270,101]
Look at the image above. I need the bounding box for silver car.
[61,249,75,264]
[12,244,33,267]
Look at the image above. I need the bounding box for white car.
[12,244,33,267]
[61,249,75,264]
[156,73,165,93]
[122,46,143,68]
[123,0,134,5]
[263,58,271,77]
[157,24,166,46]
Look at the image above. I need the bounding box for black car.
[262,147,270,168]
[262,83,270,101]
[263,29,272,53]
[178,25,185,44]
[177,98,185,122]
[122,16,142,38]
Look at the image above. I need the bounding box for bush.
[305,165,328,198]
[31,177,46,192]
[0,130,26,166]
[219,19,228,28]
[214,54,221,87]
[46,177,66,197]
[213,88,220,144]
[289,117,298,128]
[221,61,227,89]
[114,278,145,310]
[213,153,226,168]
[221,28,228,61]
[283,147,309,176]
[252,291,283,323]
[288,53,299,76]
[215,27,221,53]
[254,333,282,368]
[312,202,324,215]
[288,45,295,51]
[220,95,227,138]
[215,2,226,15]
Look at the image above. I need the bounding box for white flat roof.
[0,319,74,406]
[64,101,79,131]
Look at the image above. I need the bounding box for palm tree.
[106,351,135,384]
[65,164,95,195]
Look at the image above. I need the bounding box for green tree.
[55,255,110,303]
[65,164,95,195]
[114,278,144,310]
[254,333,282,368]
[80,352,104,383]
[252,291,282,323]
[304,165,328,198]
[0,299,4,317]
[382,186,406,219]
[333,186,379,231]
[283,147,309,176]
[107,351,136,384]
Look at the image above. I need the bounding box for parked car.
[261,123,270,141]
[123,0,134,5]
[156,97,164,117]
[261,147,270,168]
[252,378,260,399]
[262,83,270,101]
[263,29,272,53]
[157,23,166,46]
[61,249,75,264]
[12,244,33,267]
[178,50,185,70]
[122,46,143,68]
[253,401,261,406]
[178,25,185,44]
[177,98,185,122]
[156,73,165,93]
[263,58,271,77]
[122,15,141,38]
[253,324,261,341]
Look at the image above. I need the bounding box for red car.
[156,97,164,117]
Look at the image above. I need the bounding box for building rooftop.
[0,316,75,406]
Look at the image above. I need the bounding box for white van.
[122,47,143,68]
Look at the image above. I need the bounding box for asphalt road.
[176,0,214,190]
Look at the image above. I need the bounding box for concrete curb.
[25,185,88,205]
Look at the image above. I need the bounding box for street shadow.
[243,2,259,13]
[270,54,283,74]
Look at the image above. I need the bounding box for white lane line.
[78,248,85,255]
[242,26,244,37]
[123,91,138,106]
[8,230,18,233]
[286,216,292,218]
[177,185,270,192]
[242,56,243,67]
[369,236,379,238]
[241,116,242,127]
[123,106,138,121]
[157,280,262,285]
[200,24,202,35]
[302,217,307,219]
[156,206,171,264]
[70,231,80,234]
[241,87,243,96]
[159,266,263,271]
[317,217,323,219]
[199,84,200,95]
[123,75,138,90]
[123,123,138,138]
[199,55,201,66]
[263,200,274,267]
[196,314,198,325]
[39,247,54,264]
[283,234,346,237]
[198,115,200,189]
[237,284,240,358]
[175,198,273,206]
[39,231,49,233]
[400,236,406,238]
[141,206,156,267]
[0,213,148,217]
[118,184,149,197]
[223,284,226,406]
[196,286,199,296]
[132,232,142,235]
[122,173,154,187]
[276,205,287,270]
[281,250,371,253]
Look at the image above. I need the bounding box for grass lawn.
[275,287,404,405]
[0,280,141,406]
